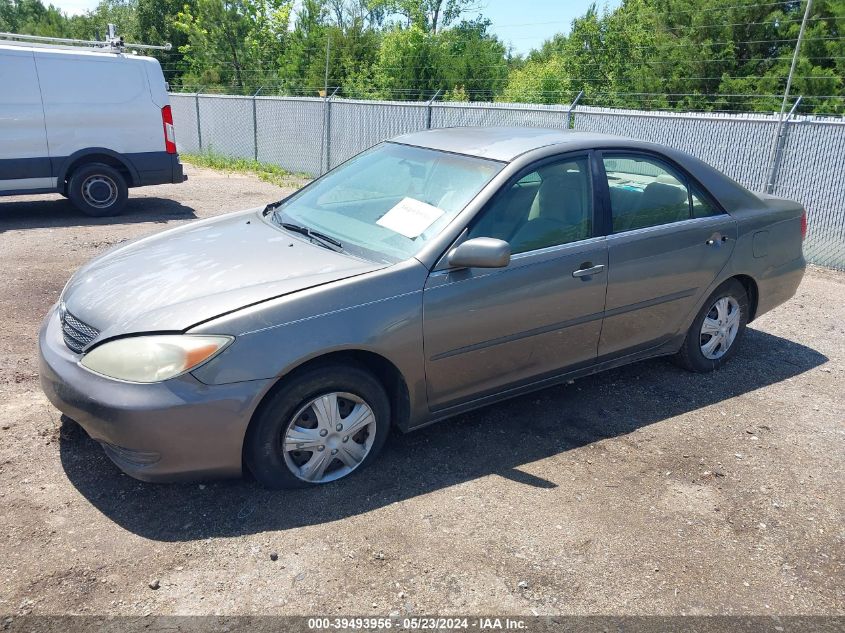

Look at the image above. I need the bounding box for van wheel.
[68,163,128,217]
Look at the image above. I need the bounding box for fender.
[52,148,140,187]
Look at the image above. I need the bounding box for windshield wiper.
[308,229,342,248]
[277,218,343,251]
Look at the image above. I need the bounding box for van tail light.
[800,209,808,241]
[161,105,177,154]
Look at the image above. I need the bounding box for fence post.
[765,96,802,195]
[252,87,262,161]
[194,88,203,152]
[567,90,584,130]
[425,89,442,129]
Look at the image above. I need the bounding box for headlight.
[80,335,233,383]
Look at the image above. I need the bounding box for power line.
[488,2,796,28]
[155,33,845,66]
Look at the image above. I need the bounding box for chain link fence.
[169,92,845,270]
[255,97,325,175]
[431,101,574,129]
[770,120,845,269]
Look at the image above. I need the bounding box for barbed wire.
[158,54,845,71]
[168,83,845,101]
[154,32,845,67]
[167,87,845,117]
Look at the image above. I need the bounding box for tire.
[245,364,391,489]
[674,279,749,373]
[67,163,128,217]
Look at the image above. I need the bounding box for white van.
[1,41,185,216]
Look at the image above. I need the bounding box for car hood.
[62,208,386,340]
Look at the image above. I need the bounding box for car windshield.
[272,142,504,262]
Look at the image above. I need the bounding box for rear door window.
[602,155,693,233]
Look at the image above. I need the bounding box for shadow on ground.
[59,328,827,541]
[0,196,196,230]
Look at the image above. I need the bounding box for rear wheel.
[674,279,749,373]
[67,163,128,217]
[245,364,391,489]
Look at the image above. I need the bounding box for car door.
[422,153,608,411]
[597,151,737,358]
[0,48,51,192]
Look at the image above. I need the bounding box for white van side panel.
[0,48,53,191]
[35,51,164,158]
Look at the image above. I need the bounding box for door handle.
[706,235,729,246]
[572,264,605,278]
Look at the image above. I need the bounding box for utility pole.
[765,0,813,192]
[780,0,813,118]
[323,33,331,98]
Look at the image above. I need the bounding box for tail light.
[800,209,808,241]
[161,105,176,154]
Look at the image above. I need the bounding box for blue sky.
[480,0,620,55]
[53,0,620,56]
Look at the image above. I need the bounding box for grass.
[181,151,309,188]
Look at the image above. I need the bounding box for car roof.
[391,125,764,212]
[390,127,626,162]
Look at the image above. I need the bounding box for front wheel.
[244,364,391,489]
[674,279,749,373]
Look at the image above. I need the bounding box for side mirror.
[447,237,511,269]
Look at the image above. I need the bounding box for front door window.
[468,156,593,254]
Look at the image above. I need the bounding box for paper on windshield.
[376,197,445,239]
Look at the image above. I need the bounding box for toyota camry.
[39,128,806,488]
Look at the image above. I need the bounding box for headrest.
[533,171,587,224]
[640,182,687,208]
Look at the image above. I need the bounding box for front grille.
[61,307,99,353]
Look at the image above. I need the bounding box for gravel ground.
[0,164,842,617]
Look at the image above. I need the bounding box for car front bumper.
[38,305,271,482]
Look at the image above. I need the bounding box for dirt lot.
[0,164,842,617]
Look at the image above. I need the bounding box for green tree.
[374,24,443,99]
[438,17,508,100]
[134,0,194,81]
[501,56,569,104]
[1,0,75,37]
[371,0,477,33]
[505,0,844,114]
[174,0,292,93]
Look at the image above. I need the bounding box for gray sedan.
[39,128,806,488]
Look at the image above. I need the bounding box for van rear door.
[0,47,51,193]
